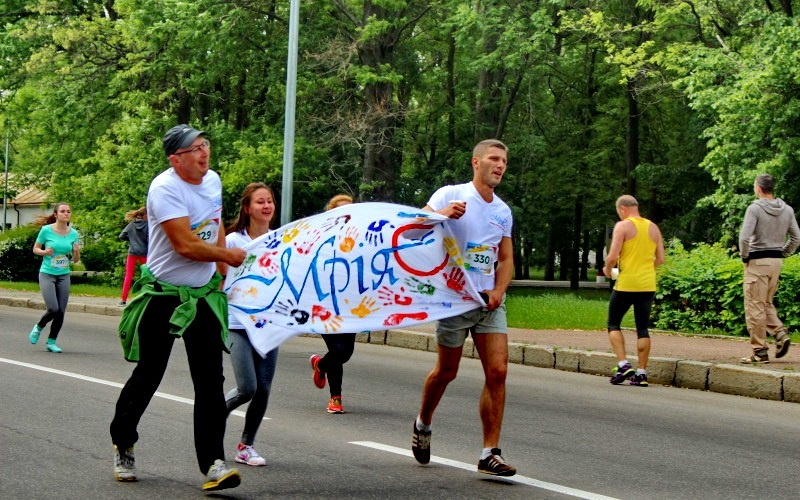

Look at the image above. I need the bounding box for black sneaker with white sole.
[411,421,431,464]
[477,448,516,477]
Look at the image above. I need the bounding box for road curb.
[2,294,796,404]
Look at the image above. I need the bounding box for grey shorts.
[435,298,508,348]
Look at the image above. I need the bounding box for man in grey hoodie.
[738,174,800,363]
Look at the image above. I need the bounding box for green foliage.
[655,5,800,239]
[80,240,125,274]
[0,225,40,281]
[655,240,800,336]
[1,0,791,286]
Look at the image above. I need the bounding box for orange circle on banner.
[391,223,449,277]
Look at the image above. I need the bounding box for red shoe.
[327,396,344,414]
[309,354,326,389]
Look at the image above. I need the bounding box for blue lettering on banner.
[228,224,451,320]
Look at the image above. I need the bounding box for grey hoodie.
[739,198,800,260]
[119,219,149,256]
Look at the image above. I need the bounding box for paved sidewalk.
[2,289,799,404]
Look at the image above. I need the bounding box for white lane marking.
[350,441,619,500]
[0,357,262,419]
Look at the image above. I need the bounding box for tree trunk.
[545,224,556,281]
[580,230,590,280]
[360,80,398,201]
[570,199,583,289]
[558,246,569,280]
[626,79,639,195]
[513,226,523,280]
[446,28,456,152]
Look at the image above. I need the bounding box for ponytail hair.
[33,202,70,227]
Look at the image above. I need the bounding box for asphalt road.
[2,305,799,499]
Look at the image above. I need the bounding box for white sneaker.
[234,443,267,466]
[202,459,241,491]
[113,445,137,482]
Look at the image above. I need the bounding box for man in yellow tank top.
[602,195,665,386]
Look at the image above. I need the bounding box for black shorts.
[607,290,655,338]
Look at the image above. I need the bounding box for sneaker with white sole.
[113,445,137,482]
[29,324,43,344]
[411,420,431,464]
[234,443,266,466]
[202,459,241,491]
[477,448,517,476]
[46,339,63,353]
[327,396,344,414]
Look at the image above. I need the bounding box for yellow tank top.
[615,217,656,292]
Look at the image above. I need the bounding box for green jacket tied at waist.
[118,265,230,362]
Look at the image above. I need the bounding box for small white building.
[2,178,49,230]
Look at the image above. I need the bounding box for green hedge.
[654,241,800,336]
[0,225,41,281]
[0,226,126,285]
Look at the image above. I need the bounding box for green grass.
[507,293,633,330]
[2,280,624,330]
[7,280,778,335]
[0,281,625,329]
[0,280,119,298]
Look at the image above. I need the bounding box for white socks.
[415,416,431,432]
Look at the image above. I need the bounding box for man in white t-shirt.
[411,139,516,477]
[110,125,246,491]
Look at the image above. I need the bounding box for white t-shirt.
[226,229,253,329]
[146,168,223,287]
[427,181,513,292]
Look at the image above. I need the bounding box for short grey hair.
[756,174,775,194]
[616,195,639,208]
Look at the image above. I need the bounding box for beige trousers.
[743,258,787,352]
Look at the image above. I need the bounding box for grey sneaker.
[202,459,241,491]
[776,335,791,359]
[113,445,137,482]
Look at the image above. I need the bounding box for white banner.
[225,202,487,357]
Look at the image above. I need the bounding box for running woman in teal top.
[30,202,80,353]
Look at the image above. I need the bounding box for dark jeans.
[318,333,356,396]
[607,290,655,338]
[110,295,227,474]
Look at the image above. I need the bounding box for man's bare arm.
[161,217,245,267]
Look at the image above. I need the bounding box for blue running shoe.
[29,324,43,344]
[46,339,62,353]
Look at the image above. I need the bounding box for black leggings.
[318,333,356,396]
[607,290,655,338]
